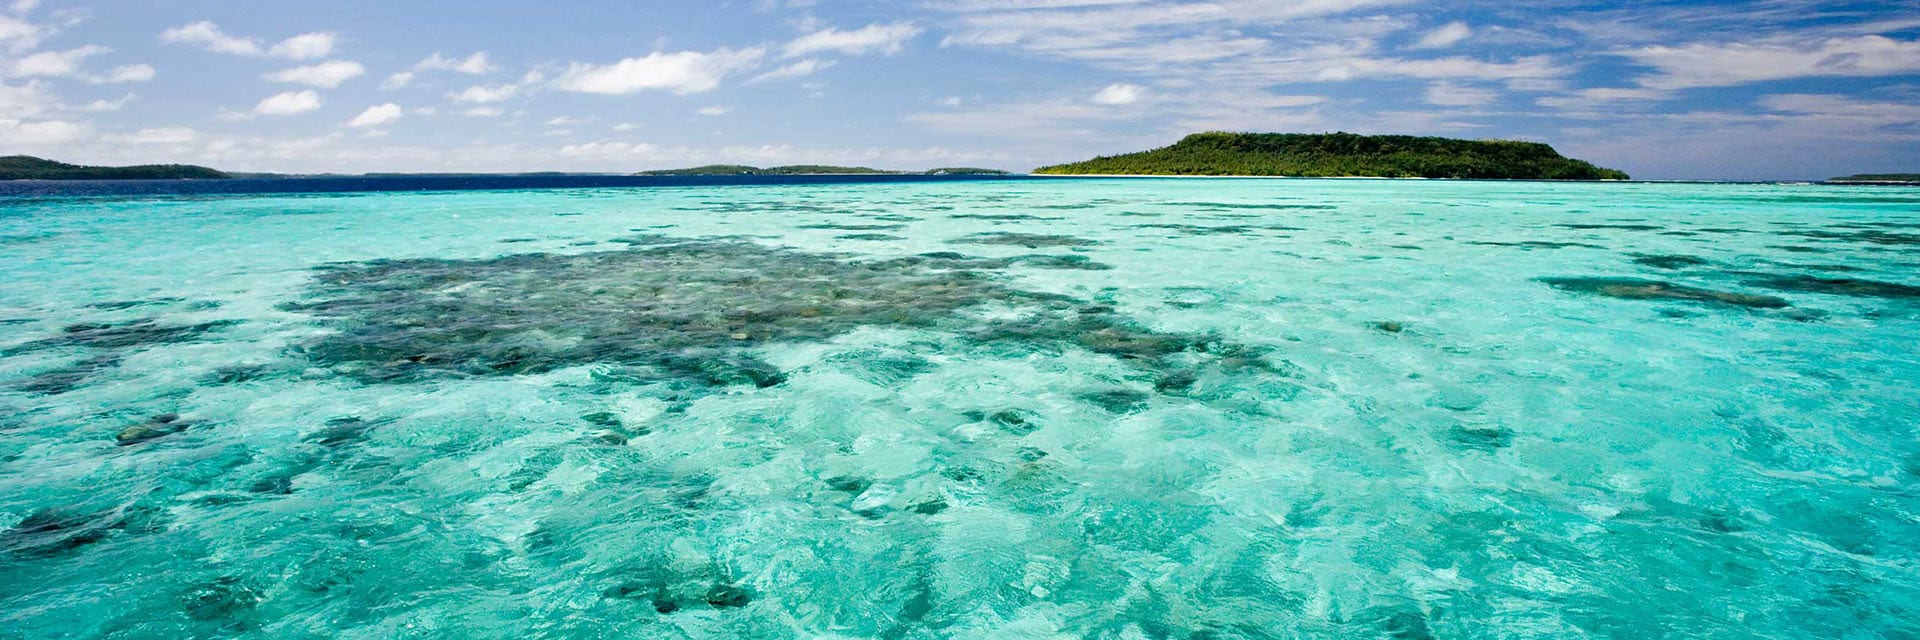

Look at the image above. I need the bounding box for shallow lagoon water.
[1,178,1917,638]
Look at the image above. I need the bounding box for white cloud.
[417,51,493,74]
[612,122,638,131]
[463,106,503,117]
[1414,21,1471,49]
[92,63,154,83]
[544,115,584,126]
[264,60,365,88]
[559,141,660,158]
[450,83,517,103]
[160,21,261,56]
[269,32,335,60]
[347,103,402,128]
[118,126,196,144]
[1625,35,1920,90]
[8,44,107,78]
[0,78,53,117]
[1423,81,1497,106]
[1,13,44,52]
[0,117,88,144]
[553,48,766,95]
[76,94,132,112]
[159,22,338,59]
[1758,93,1920,126]
[381,71,414,89]
[1535,87,1668,110]
[1092,82,1144,105]
[749,58,833,83]
[9,0,39,15]
[785,22,922,57]
[697,105,731,116]
[253,89,321,115]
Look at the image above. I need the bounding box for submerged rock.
[116,413,193,446]
[1538,277,1790,309]
[2,508,119,556]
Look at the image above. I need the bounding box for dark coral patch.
[948,232,1100,248]
[1539,277,1789,309]
[1744,275,1920,299]
[288,238,1263,390]
[1630,254,1710,270]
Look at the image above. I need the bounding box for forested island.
[1828,174,1920,184]
[1033,132,1630,180]
[1,156,230,180]
[636,165,1008,176]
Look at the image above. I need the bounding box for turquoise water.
[1,179,1917,638]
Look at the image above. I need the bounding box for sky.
[2,0,1919,179]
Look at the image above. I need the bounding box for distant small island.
[636,165,1009,176]
[1827,174,1920,185]
[1,156,230,180]
[1033,132,1630,180]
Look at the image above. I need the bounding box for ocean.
[1,177,1916,638]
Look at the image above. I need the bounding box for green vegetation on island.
[1828,174,1920,184]
[1,156,230,180]
[1033,132,1630,180]
[636,165,1010,176]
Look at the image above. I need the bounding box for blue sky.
[2,0,1918,179]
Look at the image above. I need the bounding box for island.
[1827,174,1920,185]
[1032,132,1630,180]
[1,156,230,180]
[636,165,1009,176]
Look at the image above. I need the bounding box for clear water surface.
[1,178,1916,638]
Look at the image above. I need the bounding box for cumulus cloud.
[118,126,196,144]
[785,22,922,58]
[347,102,402,127]
[7,44,107,78]
[161,22,341,59]
[160,21,261,55]
[0,78,54,117]
[381,71,414,89]
[697,105,731,116]
[0,14,43,53]
[268,32,335,59]
[1624,35,1920,90]
[0,117,88,144]
[1092,82,1144,105]
[417,51,494,74]
[92,63,155,83]
[76,94,132,112]
[264,60,365,88]
[463,106,503,117]
[1414,21,1471,49]
[553,48,765,95]
[449,83,517,103]
[253,89,321,115]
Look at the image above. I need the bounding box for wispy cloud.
[1623,35,1920,90]
[785,22,922,58]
